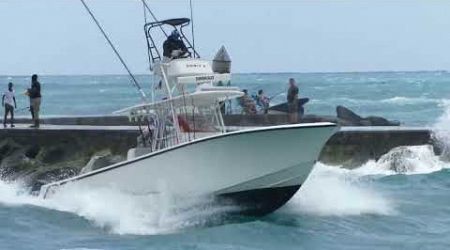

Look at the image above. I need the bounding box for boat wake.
[0,181,237,235]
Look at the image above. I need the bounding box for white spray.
[283,163,395,216]
[0,181,235,235]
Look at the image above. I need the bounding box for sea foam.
[284,163,395,217]
[284,143,450,217]
[433,99,450,155]
[0,181,235,235]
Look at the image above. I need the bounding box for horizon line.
[0,69,448,77]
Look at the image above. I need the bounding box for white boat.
[40,17,337,216]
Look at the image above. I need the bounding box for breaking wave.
[309,96,442,107]
[433,99,450,157]
[380,96,440,105]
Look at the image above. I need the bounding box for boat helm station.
[120,17,241,156]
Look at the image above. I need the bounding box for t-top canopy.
[149,18,191,27]
[114,89,243,115]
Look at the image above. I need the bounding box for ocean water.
[1,72,450,249]
[1,71,449,125]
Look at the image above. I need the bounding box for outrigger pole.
[189,0,196,57]
[79,0,148,102]
[141,0,168,37]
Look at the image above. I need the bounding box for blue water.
[2,71,450,125]
[1,72,450,249]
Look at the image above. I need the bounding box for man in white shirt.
[2,82,17,128]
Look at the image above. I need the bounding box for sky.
[0,0,449,75]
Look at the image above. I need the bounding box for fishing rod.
[16,107,30,112]
[141,0,168,36]
[268,91,286,100]
[251,90,284,102]
[79,0,148,102]
[189,0,196,57]
[14,107,30,113]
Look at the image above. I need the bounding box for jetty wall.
[0,126,138,155]
[0,116,438,187]
[0,123,434,167]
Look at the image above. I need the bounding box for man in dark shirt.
[28,74,42,128]
[287,78,299,123]
[163,30,188,59]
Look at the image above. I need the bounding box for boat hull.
[40,123,336,216]
[218,185,301,216]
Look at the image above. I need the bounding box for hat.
[171,30,180,38]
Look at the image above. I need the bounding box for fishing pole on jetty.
[79,0,148,103]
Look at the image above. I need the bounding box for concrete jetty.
[0,116,436,188]
[0,124,139,153]
[1,119,434,164]
[320,126,433,168]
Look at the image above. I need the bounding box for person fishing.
[163,30,188,59]
[2,82,17,128]
[256,89,270,114]
[27,74,42,128]
[287,78,299,123]
[238,89,257,114]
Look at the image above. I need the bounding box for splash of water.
[284,143,450,217]
[1,142,447,233]
[0,181,236,235]
[284,163,395,216]
[433,99,450,160]
[360,145,445,175]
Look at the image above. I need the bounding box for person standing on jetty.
[2,82,17,128]
[287,78,299,123]
[27,74,42,128]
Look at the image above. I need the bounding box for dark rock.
[300,114,339,124]
[336,105,400,126]
[80,152,124,174]
[30,167,79,192]
[364,116,401,126]
[37,146,67,164]
[376,145,435,173]
[0,139,22,159]
[24,145,41,159]
[35,167,78,183]
[0,136,128,191]
[0,150,38,180]
[336,105,363,124]
[0,126,135,193]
